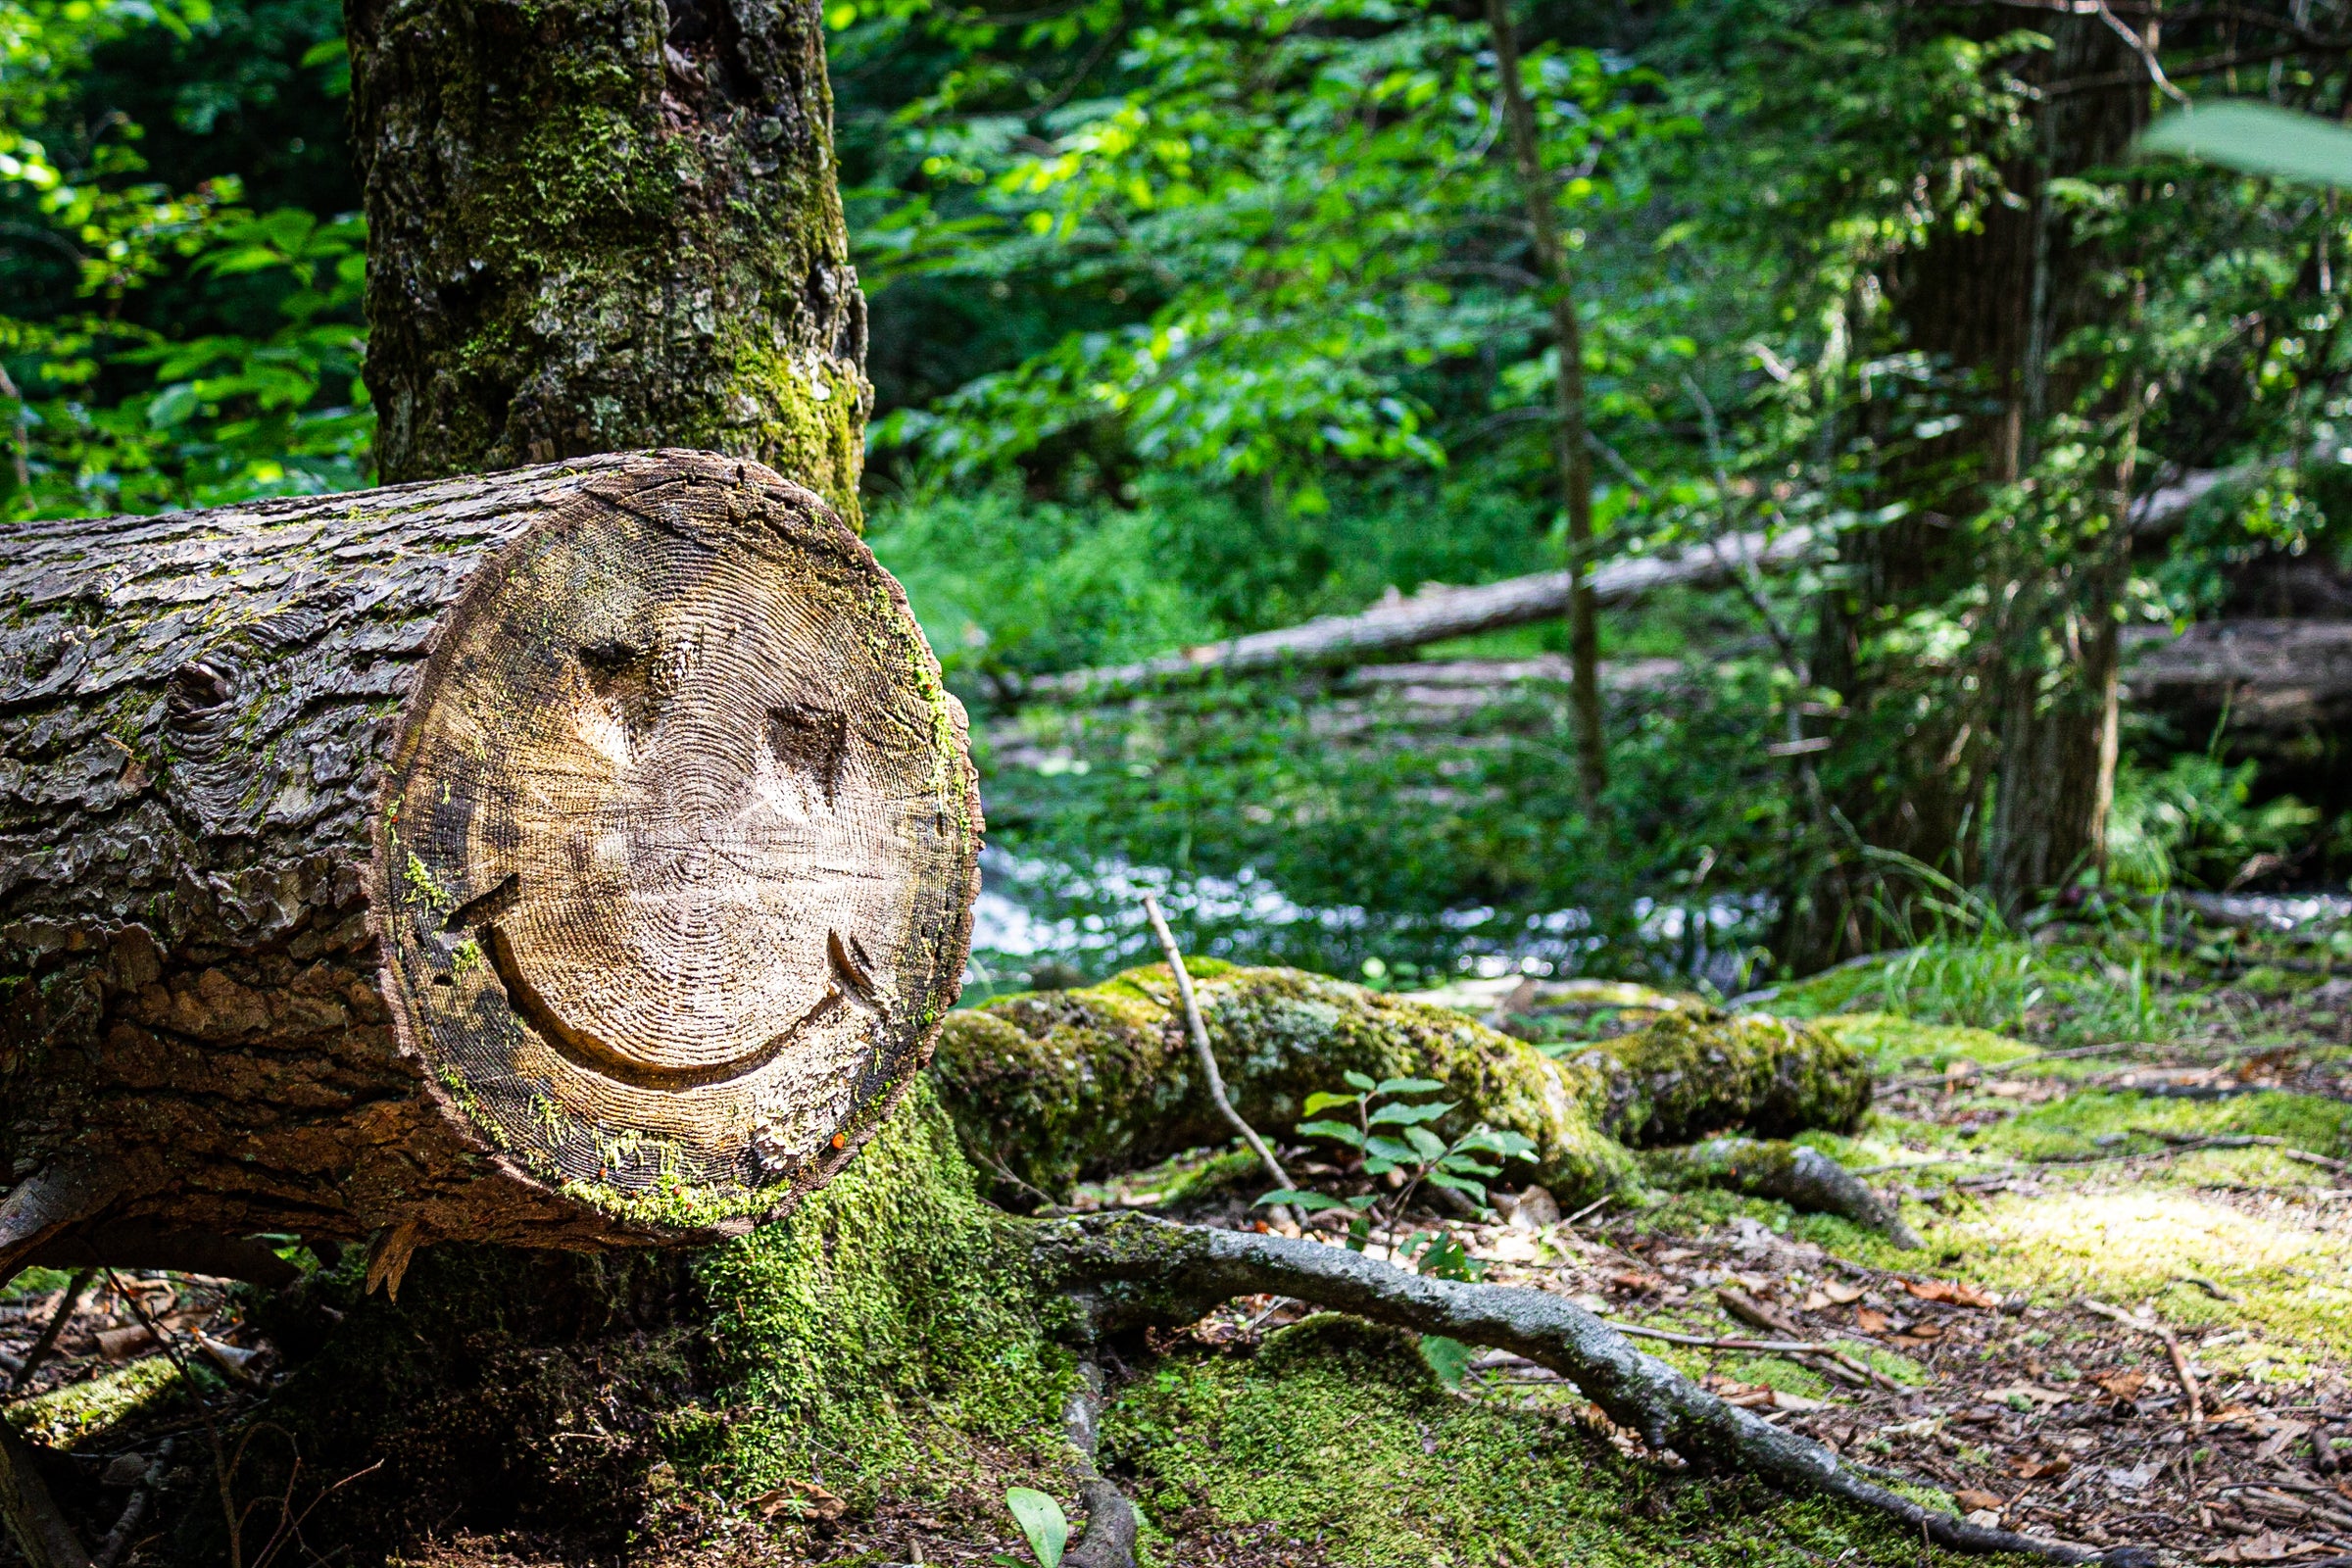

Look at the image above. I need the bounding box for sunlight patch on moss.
[4,1358,191,1448]
[1930,1187,2352,1356]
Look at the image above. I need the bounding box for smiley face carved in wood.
[378,471,978,1199]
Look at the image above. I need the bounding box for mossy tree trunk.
[348,0,871,519]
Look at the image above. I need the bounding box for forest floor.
[7,942,2352,1568]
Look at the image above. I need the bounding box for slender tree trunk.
[1982,24,2153,912]
[1485,0,1607,812]
[347,0,873,520]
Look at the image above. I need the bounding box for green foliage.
[1001,1486,1068,1567]
[2107,752,2324,893]
[2141,101,2352,188]
[0,0,368,516]
[1259,1070,1536,1257]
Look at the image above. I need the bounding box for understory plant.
[1256,1072,1537,1268]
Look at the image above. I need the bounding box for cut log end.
[1,451,980,1262]
[375,457,982,1231]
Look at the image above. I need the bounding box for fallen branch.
[1140,895,1291,1194]
[2080,1298,2203,1427]
[1015,528,1819,700]
[1647,1138,1921,1249]
[1041,1213,2143,1562]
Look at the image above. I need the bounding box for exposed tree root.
[1037,1213,2155,1565]
[1648,1138,1922,1248]
[1059,1359,1139,1568]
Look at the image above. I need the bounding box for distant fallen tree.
[1011,527,1820,701]
[1008,452,2307,705]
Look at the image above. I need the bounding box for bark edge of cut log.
[0,450,980,1274]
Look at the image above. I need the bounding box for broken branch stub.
[0,451,980,1272]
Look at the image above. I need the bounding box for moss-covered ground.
[8,936,2352,1567]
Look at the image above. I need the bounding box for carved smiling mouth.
[476,914,886,1091]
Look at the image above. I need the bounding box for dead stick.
[1140,894,1291,1192]
[1605,1320,1905,1393]
[2081,1298,2203,1426]
[7,1270,93,1396]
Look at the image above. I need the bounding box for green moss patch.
[1979,1089,2352,1163]
[5,1357,193,1448]
[692,1077,1073,1507]
[1811,1012,2039,1076]
[1102,1317,1985,1566]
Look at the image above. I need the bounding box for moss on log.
[931,963,1871,1206]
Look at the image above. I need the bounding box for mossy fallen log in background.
[933,961,1881,1225]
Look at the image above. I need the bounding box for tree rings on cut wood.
[0,451,978,1264]
[380,461,978,1214]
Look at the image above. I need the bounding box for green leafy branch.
[1254,1071,1535,1268]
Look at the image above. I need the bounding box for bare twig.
[7,1270,92,1396]
[2081,1298,2203,1426]
[1601,1318,1908,1393]
[1140,894,1290,1192]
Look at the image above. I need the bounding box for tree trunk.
[1783,9,2149,963]
[1486,0,1608,812]
[0,451,980,1284]
[347,0,872,520]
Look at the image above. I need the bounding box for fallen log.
[1014,527,1819,701]
[933,962,1890,1233]
[2121,617,2352,733]
[1005,448,2309,705]
[0,450,981,1282]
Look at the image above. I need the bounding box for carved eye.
[766,706,848,805]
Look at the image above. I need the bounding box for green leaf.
[1419,1334,1474,1390]
[1403,1124,1447,1162]
[1373,1077,1444,1096]
[1301,1091,1361,1116]
[1254,1188,1346,1212]
[1296,1119,1365,1148]
[1005,1488,1067,1568]
[1360,1155,1397,1176]
[1367,1100,1455,1127]
[1454,1128,1541,1161]
[1345,1193,1381,1210]
[2140,102,2352,187]
[1342,1071,1378,1092]
[1423,1170,1488,1200]
[1364,1135,1418,1164]
[1436,1154,1500,1178]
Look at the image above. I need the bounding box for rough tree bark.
[348,0,871,518]
[0,451,980,1284]
[1784,8,2151,963]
